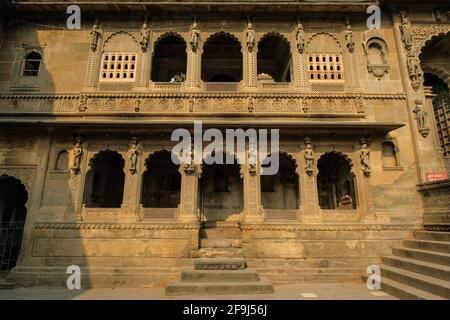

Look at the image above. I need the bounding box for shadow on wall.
[0,13,90,296]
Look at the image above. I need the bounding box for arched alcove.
[201,32,243,82]
[257,33,292,82]
[317,151,357,210]
[151,33,187,82]
[83,150,125,208]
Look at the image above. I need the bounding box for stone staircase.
[165,223,274,295]
[378,231,450,300]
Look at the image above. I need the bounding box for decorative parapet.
[0,93,404,116]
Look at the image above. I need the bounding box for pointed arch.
[151,32,187,82]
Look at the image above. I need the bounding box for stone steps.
[181,268,260,282]
[381,255,450,281]
[380,264,450,299]
[0,279,14,290]
[392,247,450,266]
[362,276,444,300]
[414,231,450,242]
[200,226,242,239]
[403,239,450,254]
[166,279,274,296]
[377,231,450,299]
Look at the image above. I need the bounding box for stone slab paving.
[0,282,396,300]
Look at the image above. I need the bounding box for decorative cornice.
[35,222,200,230]
[240,223,417,231]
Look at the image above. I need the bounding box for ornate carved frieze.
[34,222,199,230]
[0,93,411,116]
[411,23,450,53]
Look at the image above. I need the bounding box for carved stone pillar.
[243,43,257,89]
[66,140,87,221]
[177,166,200,223]
[84,25,103,91]
[186,23,201,90]
[298,148,321,223]
[135,35,152,91]
[121,149,141,221]
[242,163,263,224]
[293,22,308,89]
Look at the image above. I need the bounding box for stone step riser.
[404,240,450,254]
[381,257,450,282]
[166,282,274,296]
[393,248,450,266]
[414,231,450,242]
[201,229,242,239]
[200,239,242,249]
[381,267,450,299]
[181,270,260,282]
[194,258,246,271]
[197,248,244,259]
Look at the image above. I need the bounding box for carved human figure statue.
[345,20,355,53]
[182,142,195,174]
[304,137,314,175]
[413,100,429,137]
[246,22,255,52]
[406,51,422,89]
[129,140,140,174]
[71,141,83,174]
[399,11,413,50]
[248,141,257,175]
[190,22,200,52]
[360,140,371,176]
[90,22,101,52]
[139,23,150,52]
[296,22,305,54]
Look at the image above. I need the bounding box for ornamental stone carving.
[399,10,413,51]
[128,137,140,174]
[190,22,200,52]
[413,99,430,138]
[90,22,101,52]
[139,22,150,52]
[359,138,371,176]
[71,136,83,174]
[246,21,255,52]
[345,18,355,53]
[304,137,314,176]
[296,21,305,54]
[406,50,423,91]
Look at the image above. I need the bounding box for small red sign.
[425,172,449,182]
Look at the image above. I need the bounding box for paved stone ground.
[0,282,396,300]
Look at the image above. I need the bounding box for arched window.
[55,150,69,171]
[83,150,125,208]
[382,141,399,167]
[306,33,343,81]
[260,152,299,210]
[151,34,187,82]
[257,34,292,82]
[0,175,28,271]
[141,150,181,208]
[201,32,243,82]
[22,51,41,76]
[317,152,357,210]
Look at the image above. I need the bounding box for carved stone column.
[293,21,308,89]
[177,166,200,223]
[186,23,201,90]
[242,163,263,224]
[299,141,321,223]
[121,142,141,221]
[84,23,103,91]
[135,32,152,91]
[242,22,258,89]
[66,138,87,221]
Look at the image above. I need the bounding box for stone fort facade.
[0,0,449,289]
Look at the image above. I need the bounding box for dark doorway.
[141,150,181,208]
[0,176,28,271]
[84,150,125,208]
[317,152,357,209]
